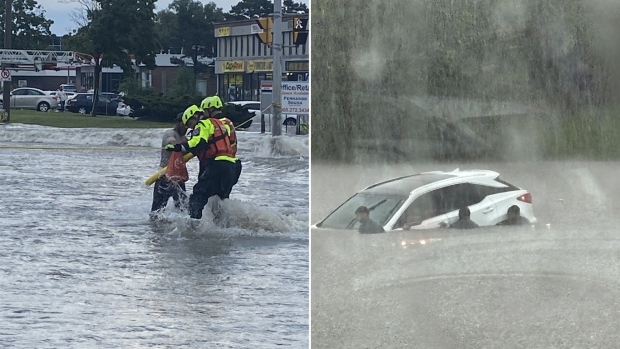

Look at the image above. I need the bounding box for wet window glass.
[319,193,406,229]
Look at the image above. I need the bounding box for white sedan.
[313,169,537,232]
[226,101,299,129]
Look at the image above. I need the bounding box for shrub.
[126,93,254,128]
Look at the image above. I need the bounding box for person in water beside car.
[355,206,385,234]
[497,205,530,226]
[449,207,479,229]
[150,113,189,215]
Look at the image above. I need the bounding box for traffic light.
[257,17,273,45]
[293,18,309,46]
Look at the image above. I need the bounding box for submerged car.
[314,169,536,231]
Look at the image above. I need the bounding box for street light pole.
[2,0,12,123]
[271,0,283,136]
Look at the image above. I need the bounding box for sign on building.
[216,27,230,37]
[260,81,309,115]
[221,61,245,73]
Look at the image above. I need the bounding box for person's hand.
[164,144,178,151]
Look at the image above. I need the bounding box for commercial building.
[214,13,309,102]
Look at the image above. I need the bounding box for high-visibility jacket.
[179,118,236,164]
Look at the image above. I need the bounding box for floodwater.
[0,123,309,348]
[312,162,620,348]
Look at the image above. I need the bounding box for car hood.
[312,226,620,348]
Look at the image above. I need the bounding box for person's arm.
[167,121,214,153]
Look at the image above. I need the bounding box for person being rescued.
[151,113,189,215]
[165,105,237,220]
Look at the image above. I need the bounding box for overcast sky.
[36,0,309,35]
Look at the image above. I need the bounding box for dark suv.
[66,93,121,115]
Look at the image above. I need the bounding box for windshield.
[318,193,406,230]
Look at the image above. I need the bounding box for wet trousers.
[189,160,236,219]
[151,177,187,212]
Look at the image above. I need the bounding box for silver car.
[0,88,57,112]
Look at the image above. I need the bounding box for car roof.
[227,101,259,105]
[361,169,504,196]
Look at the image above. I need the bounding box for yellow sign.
[216,27,230,37]
[222,61,245,73]
[257,18,273,45]
[247,60,273,73]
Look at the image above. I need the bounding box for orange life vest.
[220,117,237,157]
[197,118,235,162]
[164,151,189,182]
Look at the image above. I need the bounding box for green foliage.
[283,0,308,13]
[226,0,273,20]
[123,94,255,128]
[117,77,154,97]
[67,0,160,116]
[156,0,224,75]
[169,67,197,97]
[0,0,53,49]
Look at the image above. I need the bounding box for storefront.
[285,60,309,81]
[214,14,309,102]
[218,60,275,102]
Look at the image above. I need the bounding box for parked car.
[0,87,56,112]
[66,93,122,115]
[313,169,537,232]
[60,84,77,93]
[226,101,299,128]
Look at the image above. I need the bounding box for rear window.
[318,193,406,230]
[247,103,260,110]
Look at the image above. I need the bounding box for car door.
[11,89,28,108]
[392,190,448,230]
[97,97,114,115]
[437,183,500,227]
[27,89,46,109]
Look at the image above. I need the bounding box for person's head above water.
[458,207,471,220]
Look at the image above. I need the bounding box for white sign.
[281,82,309,114]
[250,24,264,34]
[1,70,11,82]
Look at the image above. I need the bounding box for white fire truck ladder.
[0,49,93,71]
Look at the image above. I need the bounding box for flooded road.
[312,161,620,348]
[0,124,308,348]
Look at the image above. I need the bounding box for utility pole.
[271,0,283,136]
[2,0,12,123]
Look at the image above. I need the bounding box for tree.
[0,0,53,49]
[283,0,308,13]
[225,0,273,20]
[155,9,178,53]
[64,0,159,116]
[157,0,224,78]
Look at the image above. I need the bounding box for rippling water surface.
[0,124,309,348]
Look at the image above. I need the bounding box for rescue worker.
[200,96,242,198]
[151,113,188,214]
[449,207,479,229]
[165,105,237,219]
